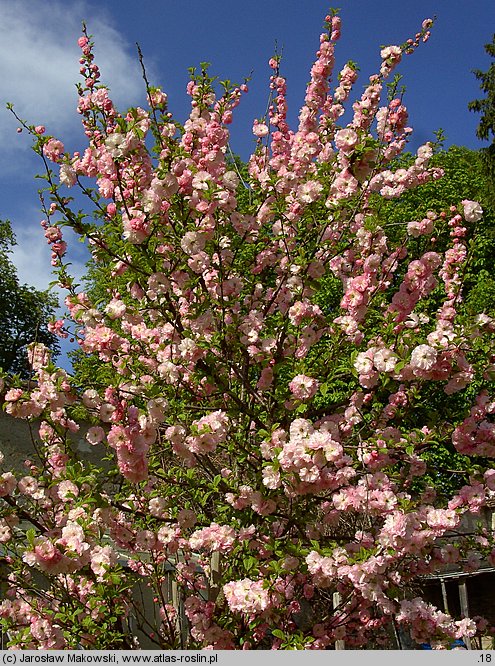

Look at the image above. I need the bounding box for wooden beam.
[333,592,345,650]
[458,580,472,650]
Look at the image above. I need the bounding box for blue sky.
[1,0,494,366]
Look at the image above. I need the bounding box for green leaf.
[272,629,285,639]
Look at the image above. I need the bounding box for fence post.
[333,591,345,650]
[209,551,221,602]
[458,579,472,650]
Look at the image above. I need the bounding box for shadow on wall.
[0,408,109,472]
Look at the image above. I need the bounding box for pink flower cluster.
[288,374,319,400]
[185,410,229,454]
[223,578,271,615]
[188,522,236,553]
[452,391,495,457]
[107,409,155,483]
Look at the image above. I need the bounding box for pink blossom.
[149,497,169,518]
[257,366,273,391]
[148,88,168,108]
[27,343,51,370]
[56,480,79,501]
[373,348,398,373]
[253,122,269,138]
[289,374,319,400]
[334,128,358,153]
[189,523,236,553]
[30,617,66,649]
[410,344,437,371]
[18,476,43,499]
[43,138,65,162]
[90,545,117,581]
[185,410,229,454]
[426,508,459,530]
[57,522,88,556]
[157,525,180,550]
[262,465,281,489]
[23,537,73,575]
[461,199,483,222]
[177,509,196,528]
[223,578,271,615]
[0,519,12,543]
[0,472,16,497]
[59,163,77,187]
[407,217,434,237]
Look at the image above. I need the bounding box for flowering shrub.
[1,11,495,650]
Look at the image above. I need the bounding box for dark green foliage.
[469,34,495,144]
[380,146,495,316]
[0,220,59,378]
[469,34,495,203]
[377,146,495,498]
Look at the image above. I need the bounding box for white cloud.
[9,224,54,293]
[0,0,148,176]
